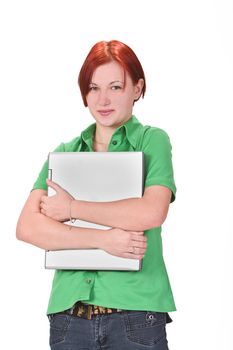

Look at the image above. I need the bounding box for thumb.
[46,179,62,193]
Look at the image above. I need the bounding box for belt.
[56,301,124,320]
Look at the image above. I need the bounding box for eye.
[89,85,99,91]
[111,85,122,91]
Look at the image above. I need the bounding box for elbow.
[133,211,164,231]
[16,221,46,249]
[16,217,37,246]
[16,218,24,241]
[145,211,168,230]
[16,216,52,250]
[16,219,29,243]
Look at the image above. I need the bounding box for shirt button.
[112,140,117,145]
[85,278,92,284]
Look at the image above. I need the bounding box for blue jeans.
[48,310,172,349]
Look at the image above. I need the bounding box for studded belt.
[56,301,124,320]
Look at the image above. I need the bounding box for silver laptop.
[45,152,145,270]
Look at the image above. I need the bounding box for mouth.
[97,109,114,117]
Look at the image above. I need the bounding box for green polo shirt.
[32,115,177,314]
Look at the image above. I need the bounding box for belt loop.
[69,304,75,315]
[48,314,53,322]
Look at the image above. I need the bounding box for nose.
[98,89,111,106]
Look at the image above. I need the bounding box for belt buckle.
[87,304,93,320]
[74,302,92,319]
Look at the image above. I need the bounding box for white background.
[1,0,232,349]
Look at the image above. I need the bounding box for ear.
[134,78,144,100]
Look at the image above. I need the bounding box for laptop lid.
[45,151,145,270]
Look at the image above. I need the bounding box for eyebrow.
[89,80,124,86]
[109,80,124,84]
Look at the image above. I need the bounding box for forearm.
[17,212,106,251]
[72,197,154,231]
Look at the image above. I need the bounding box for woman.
[17,40,176,350]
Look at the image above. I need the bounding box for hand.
[40,179,74,222]
[101,228,147,260]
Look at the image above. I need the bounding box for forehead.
[91,61,127,84]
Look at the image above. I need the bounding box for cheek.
[114,91,133,103]
[116,95,135,108]
[86,93,98,106]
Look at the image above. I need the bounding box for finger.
[127,246,146,257]
[131,231,144,235]
[46,179,61,193]
[40,195,47,204]
[131,241,147,249]
[131,233,147,242]
[128,247,134,253]
[40,208,46,215]
[129,246,146,254]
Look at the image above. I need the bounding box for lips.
[98,109,114,116]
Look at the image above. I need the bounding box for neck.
[93,125,115,145]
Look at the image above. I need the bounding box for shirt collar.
[122,115,143,148]
[80,115,143,149]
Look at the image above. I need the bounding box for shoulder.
[144,125,170,138]
[55,135,82,152]
[141,125,172,149]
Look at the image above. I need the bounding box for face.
[86,61,144,130]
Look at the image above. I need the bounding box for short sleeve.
[31,143,65,191]
[142,128,176,202]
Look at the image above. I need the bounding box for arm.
[71,185,172,231]
[16,189,106,251]
[16,189,147,259]
[42,180,172,231]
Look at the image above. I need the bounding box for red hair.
[78,40,146,107]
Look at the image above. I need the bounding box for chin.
[95,116,117,127]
